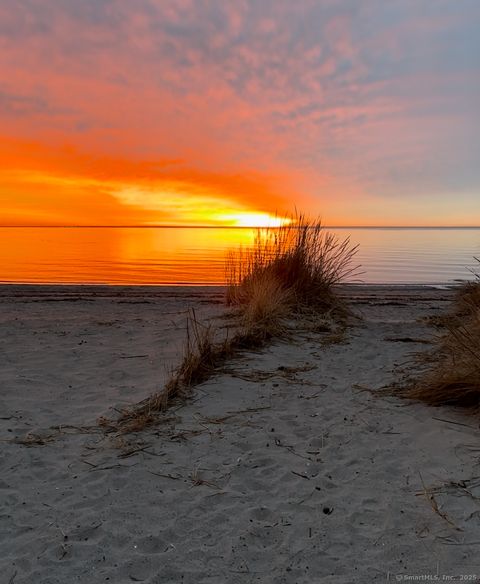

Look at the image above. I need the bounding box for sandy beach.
[1,284,480,583]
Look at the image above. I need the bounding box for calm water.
[0,227,479,285]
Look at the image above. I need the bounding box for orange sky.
[0,1,479,226]
[0,137,297,226]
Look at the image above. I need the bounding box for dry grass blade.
[12,432,57,446]
[190,467,219,489]
[173,312,218,387]
[418,472,462,531]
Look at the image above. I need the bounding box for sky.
[0,0,479,227]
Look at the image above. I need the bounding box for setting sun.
[218,212,292,228]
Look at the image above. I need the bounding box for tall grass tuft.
[226,214,360,326]
[402,262,480,411]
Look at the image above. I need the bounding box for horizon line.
[1,224,480,230]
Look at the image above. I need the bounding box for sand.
[1,285,480,583]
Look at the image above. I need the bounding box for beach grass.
[402,264,480,411]
[108,310,232,432]
[109,300,295,433]
[226,214,360,327]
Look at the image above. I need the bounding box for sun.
[219,212,291,228]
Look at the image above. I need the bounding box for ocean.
[1,226,479,285]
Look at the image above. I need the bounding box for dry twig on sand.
[418,472,462,531]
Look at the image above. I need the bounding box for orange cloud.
[0,137,296,226]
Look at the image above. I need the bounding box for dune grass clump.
[226,215,360,333]
[402,269,480,411]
